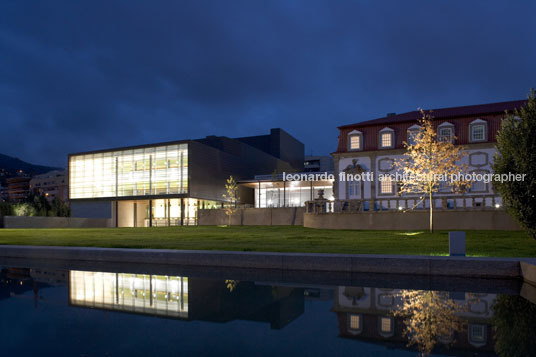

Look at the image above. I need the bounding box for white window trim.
[438,122,454,143]
[347,130,363,151]
[469,119,488,143]
[379,127,395,149]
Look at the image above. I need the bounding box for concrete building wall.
[198,207,304,226]
[303,210,521,230]
[3,216,112,228]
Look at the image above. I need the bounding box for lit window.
[439,127,453,142]
[380,317,392,334]
[347,131,363,151]
[380,177,393,194]
[349,314,361,331]
[381,133,392,148]
[349,135,361,150]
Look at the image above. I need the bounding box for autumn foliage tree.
[222,175,240,226]
[395,110,472,232]
[393,290,465,355]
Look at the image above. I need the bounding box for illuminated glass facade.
[255,182,334,208]
[70,270,188,319]
[69,144,188,199]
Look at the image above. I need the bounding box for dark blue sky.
[1,1,535,167]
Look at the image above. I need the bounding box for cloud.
[0,0,534,167]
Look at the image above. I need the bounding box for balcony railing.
[305,194,503,214]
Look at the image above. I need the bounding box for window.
[379,128,394,149]
[407,130,418,145]
[381,133,392,147]
[470,170,488,193]
[347,313,362,334]
[350,135,361,150]
[406,124,421,146]
[472,125,484,141]
[469,324,486,346]
[380,177,393,194]
[347,130,363,151]
[438,122,454,143]
[469,119,488,142]
[380,317,393,334]
[346,180,361,199]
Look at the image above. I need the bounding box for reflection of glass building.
[69,271,188,319]
[68,270,304,329]
[69,129,304,226]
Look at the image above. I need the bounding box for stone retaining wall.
[304,209,521,230]
[198,207,304,226]
[2,216,112,229]
[0,245,532,280]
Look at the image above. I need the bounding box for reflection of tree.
[492,294,536,357]
[393,290,465,355]
[225,280,239,292]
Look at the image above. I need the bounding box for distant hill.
[0,153,61,181]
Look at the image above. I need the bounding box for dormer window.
[438,122,454,143]
[347,313,362,335]
[407,124,421,146]
[347,130,363,151]
[469,119,488,142]
[379,128,394,149]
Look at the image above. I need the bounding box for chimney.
[386,113,396,117]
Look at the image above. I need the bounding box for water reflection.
[1,265,536,356]
[69,271,189,319]
[333,286,499,355]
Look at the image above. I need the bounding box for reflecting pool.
[1,259,535,356]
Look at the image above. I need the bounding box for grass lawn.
[0,226,535,257]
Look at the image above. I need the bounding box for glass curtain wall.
[255,183,334,208]
[150,198,198,227]
[69,144,188,199]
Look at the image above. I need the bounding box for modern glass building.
[239,173,335,208]
[69,129,304,227]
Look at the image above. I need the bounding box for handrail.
[305,194,503,214]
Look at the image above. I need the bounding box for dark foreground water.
[1,258,535,357]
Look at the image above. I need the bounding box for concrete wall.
[198,207,304,226]
[3,216,112,228]
[304,210,522,230]
[71,200,114,219]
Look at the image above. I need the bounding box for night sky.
[1,1,535,168]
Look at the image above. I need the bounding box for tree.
[395,110,472,232]
[222,176,240,226]
[393,290,465,355]
[492,294,536,357]
[493,90,536,239]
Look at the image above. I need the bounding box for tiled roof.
[339,99,527,129]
